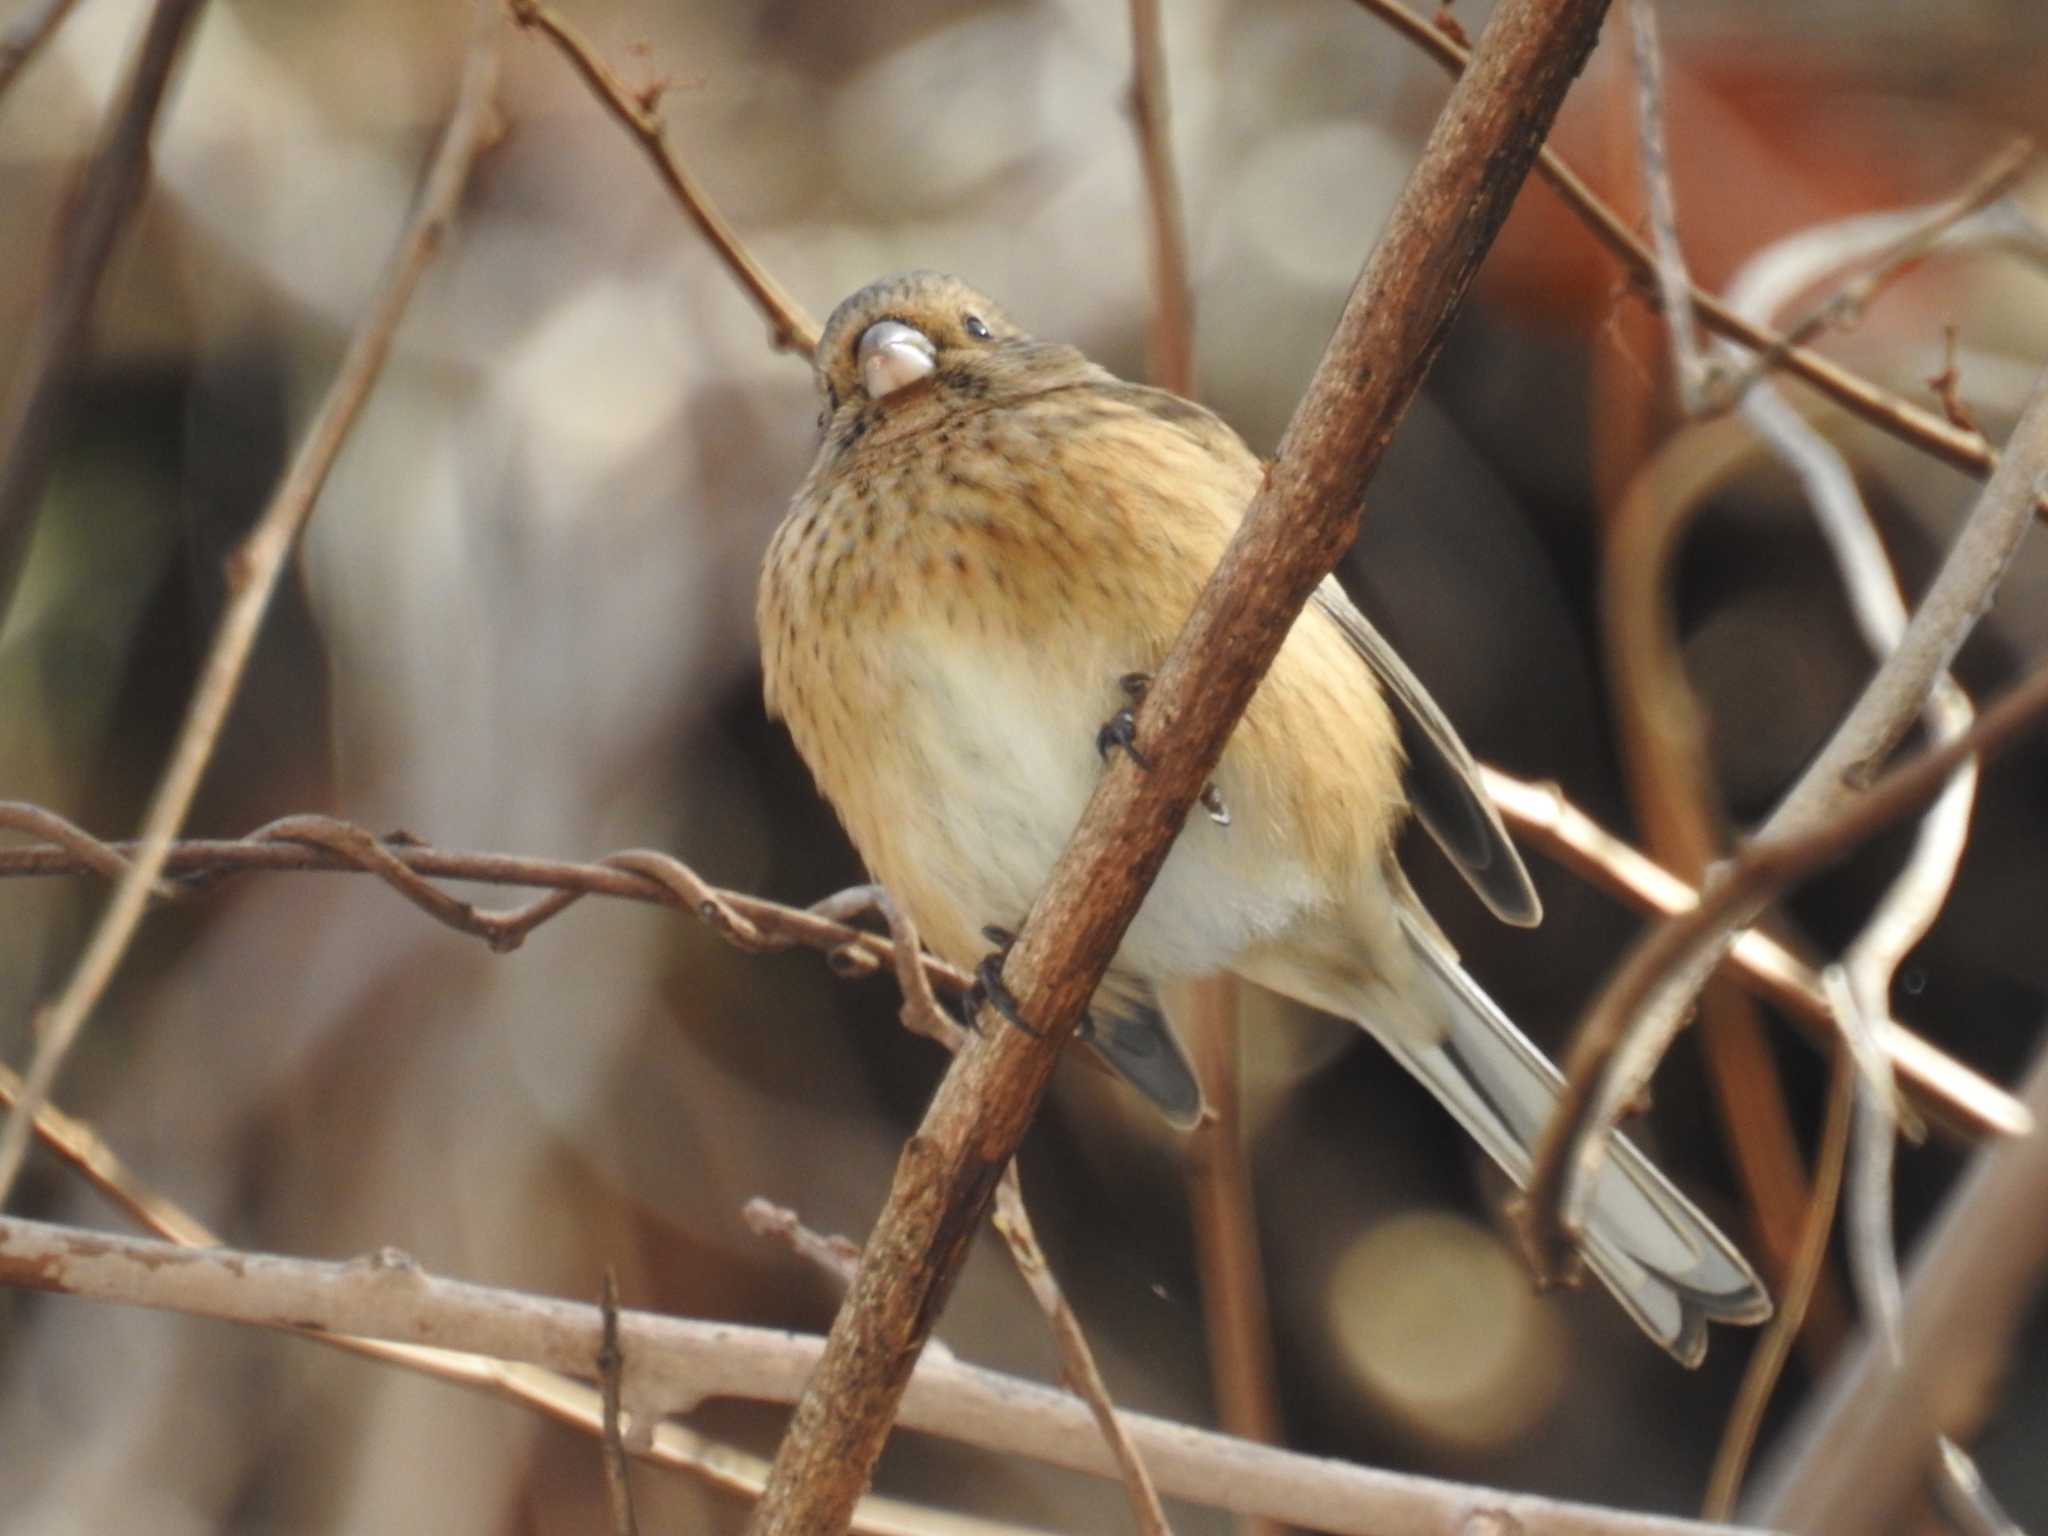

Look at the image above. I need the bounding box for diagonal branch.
[506,0,820,356]
[0,0,504,1208]
[1520,655,2048,1282]
[743,1,1614,1530]
[0,0,209,620]
[1347,0,2048,522]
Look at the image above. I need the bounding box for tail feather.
[1380,909,1770,1365]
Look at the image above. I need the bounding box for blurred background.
[2,0,2047,1531]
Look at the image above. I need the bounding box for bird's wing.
[1085,971,1204,1127]
[1311,580,1542,927]
[1082,378,1540,928]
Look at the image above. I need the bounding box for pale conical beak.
[857,320,937,398]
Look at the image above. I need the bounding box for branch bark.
[743,1,1612,1529]
[0,1214,1772,1536]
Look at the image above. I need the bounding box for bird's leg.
[1095,672,1231,827]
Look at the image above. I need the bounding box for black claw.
[962,926,1041,1036]
[1199,783,1232,826]
[971,952,1041,1038]
[1096,707,1151,770]
[1098,673,1156,770]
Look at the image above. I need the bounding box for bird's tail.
[1371,909,1771,1365]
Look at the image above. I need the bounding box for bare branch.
[0,1214,1775,1536]
[994,1166,1174,1536]
[0,1068,1041,1536]
[0,0,506,1207]
[0,799,2024,1140]
[0,0,208,617]
[1703,138,2036,416]
[1703,1049,1855,1520]
[0,0,89,98]
[1481,770,2030,1140]
[506,0,820,356]
[1346,0,2048,521]
[1624,0,1707,410]
[599,1270,642,1536]
[744,4,1613,1528]
[1751,1043,2048,1534]
[1521,655,2048,1282]
[1125,0,1195,396]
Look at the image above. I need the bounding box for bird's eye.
[963,315,992,341]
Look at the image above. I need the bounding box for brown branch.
[1172,977,1288,1536]
[1751,1041,2048,1534]
[0,1213,1776,1536]
[0,797,2025,1141]
[1519,655,2048,1283]
[993,1167,1174,1536]
[1347,0,2048,522]
[1126,0,1195,396]
[744,2,1612,1530]
[1704,1047,1855,1520]
[1481,771,2029,1141]
[1605,415,1845,1339]
[1624,0,1707,410]
[1702,138,2034,416]
[0,0,208,620]
[0,0,89,98]
[506,0,820,356]
[0,0,506,1207]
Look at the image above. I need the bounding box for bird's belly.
[845,629,1323,980]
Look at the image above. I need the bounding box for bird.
[756,270,1770,1364]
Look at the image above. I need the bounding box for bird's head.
[810,271,1104,446]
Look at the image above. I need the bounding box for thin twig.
[1346,0,2048,522]
[1751,1042,2048,1534]
[0,0,208,619]
[506,0,820,356]
[0,802,2023,1139]
[0,0,88,99]
[600,1269,641,1536]
[1605,414,1835,1328]
[1125,0,1195,396]
[0,0,506,1208]
[1703,1046,1854,1520]
[1703,138,2035,416]
[994,1166,1174,1536]
[1171,978,1288,1536]
[744,4,1613,1528]
[0,1213,1775,1536]
[1625,0,1707,410]
[743,1199,862,1293]
[1123,7,1281,1516]
[0,1068,1043,1536]
[1520,654,2048,1282]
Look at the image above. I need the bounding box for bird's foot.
[1095,673,1155,770]
[1096,671,1232,826]
[964,924,1043,1038]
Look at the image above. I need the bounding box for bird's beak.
[857,320,937,399]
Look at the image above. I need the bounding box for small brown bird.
[757,271,1769,1363]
